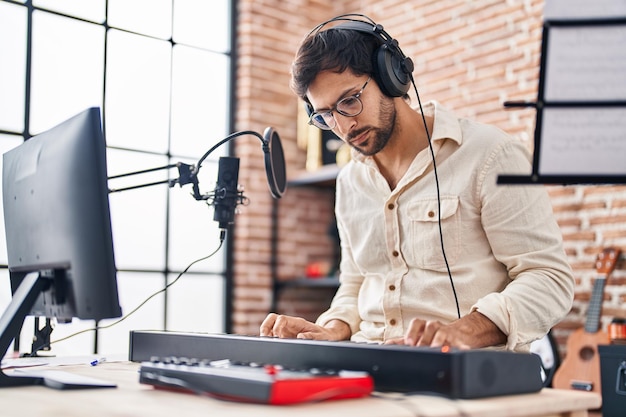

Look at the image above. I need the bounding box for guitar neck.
[584,275,606,333]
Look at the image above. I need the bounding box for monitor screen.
[0,107,121,376]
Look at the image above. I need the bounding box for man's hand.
[385,311,506,349]
[260,314,351,341]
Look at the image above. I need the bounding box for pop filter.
[262,127,287,199]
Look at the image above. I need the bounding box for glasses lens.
[310,112,333,130]
[336,96,362,117]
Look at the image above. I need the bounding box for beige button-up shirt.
[316,101,574,351]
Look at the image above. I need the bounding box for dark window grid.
[0,0,237,351]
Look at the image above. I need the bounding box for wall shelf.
[276,276,340,289]
[270,164,341,313]
[288,164,341,187]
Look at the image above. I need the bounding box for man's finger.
[259,313,279,336]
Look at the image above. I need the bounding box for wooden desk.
[0,360,601,417]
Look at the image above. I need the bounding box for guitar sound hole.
[579,346,596,361]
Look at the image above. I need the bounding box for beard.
[347,96,397,156]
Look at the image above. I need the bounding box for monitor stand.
[0,272,48,387]
[0,272,116,389]
[22,317,54,358]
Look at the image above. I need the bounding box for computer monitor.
[0,107,122,387]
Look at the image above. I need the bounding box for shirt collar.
[419,100,463,146]
[350,100,463,164]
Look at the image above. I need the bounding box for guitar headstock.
[595,247,622,276]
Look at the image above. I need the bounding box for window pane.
[173,0,230,52]
[15,317,97,357]
[98,272,167,355]
[108,0,172,40]
[0,3,27,132]
[30,11,105,134]
[168,157,225,272]
[34,318,97,356]
[107,149,168,270]
[1,0,232,356]
[34,0,105,23]
[166,272,224,333]
[105,29,171,154]
[0,134,25,265]
[170,45,230,158]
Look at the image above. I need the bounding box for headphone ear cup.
[375,45,412,97]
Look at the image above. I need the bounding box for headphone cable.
[307,14,460,320]
[409,74,460,320]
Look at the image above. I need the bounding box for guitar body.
[553,247,621,396]
[553,327,610,393]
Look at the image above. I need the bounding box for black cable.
[409,74,460,320]
[306,14,460,319]
[306,14,461,319]
[27,237,226,353]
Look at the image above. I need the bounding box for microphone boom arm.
[107,162,198,195]
[107,127,286,202]
[196,130,263,171]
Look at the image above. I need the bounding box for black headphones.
[304,14,415,115]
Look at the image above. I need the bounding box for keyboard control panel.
[139,356,374,405]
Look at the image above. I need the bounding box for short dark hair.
[290,28,380,100]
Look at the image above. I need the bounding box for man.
[261,15,574,351]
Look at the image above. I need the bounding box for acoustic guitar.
[553,246,621,394]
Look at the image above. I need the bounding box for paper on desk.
[11,368,117,389]
[1,356,51,370]
[1,355,115,370]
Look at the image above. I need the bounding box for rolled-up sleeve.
[315,188,363,334]
[313,102,574,350]
[471,140,574,350]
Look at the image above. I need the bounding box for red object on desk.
[139,360,374,405]
[267,371,374,405]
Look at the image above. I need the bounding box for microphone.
[211,156,241,229]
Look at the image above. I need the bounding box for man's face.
[306,71,396,156]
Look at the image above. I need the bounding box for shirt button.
[389,285,396,291]
[389,319,397,326]
[428,210,435,218]
[392,250,399,257]
[388,203,395,210]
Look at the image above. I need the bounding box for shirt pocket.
[406,196,460,270]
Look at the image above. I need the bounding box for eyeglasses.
[308,77,371,130]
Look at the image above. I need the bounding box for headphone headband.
[306,14,414,98]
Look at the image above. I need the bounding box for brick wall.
[232,0,626,358]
